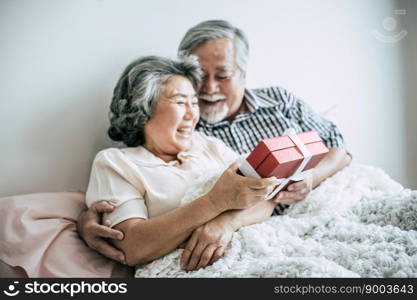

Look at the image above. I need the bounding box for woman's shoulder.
[94,146,165,169]
[94,147,123,161]
[92,147,134,168]
[91,147,146,176]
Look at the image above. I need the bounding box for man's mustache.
[199,94,227,102]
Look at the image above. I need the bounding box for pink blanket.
[0,191,132,277]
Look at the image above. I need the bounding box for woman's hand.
[77,201,126,264]
[180,217,234,271]
[208,163,277,211]
[273,170,314,205]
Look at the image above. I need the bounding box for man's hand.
[273,170,314,205]
[77,201,126,264]
[180,217,234,271]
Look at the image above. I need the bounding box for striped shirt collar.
[244,88,259,112]
[197,88,277,128]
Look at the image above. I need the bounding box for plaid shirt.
[196,86,346,215]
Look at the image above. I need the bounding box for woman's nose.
[184,102,198,120]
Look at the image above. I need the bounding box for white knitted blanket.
[135,164,417,277]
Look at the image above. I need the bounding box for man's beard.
[198,94,229,124]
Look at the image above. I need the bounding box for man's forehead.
[199,62,235,73]
[216,65,234,72]
[192,38,236,71]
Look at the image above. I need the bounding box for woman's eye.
[172,97,185,104]
[171,96,199,106]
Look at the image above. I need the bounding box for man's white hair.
[178,20,250,76]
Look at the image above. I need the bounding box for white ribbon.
[237,129,312,200]
[237,154,261,179]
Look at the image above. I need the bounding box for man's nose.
[201,77,219,94]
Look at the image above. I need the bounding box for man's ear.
[238,69,246,79]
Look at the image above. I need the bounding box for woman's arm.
[112,193,222,266]
[180,148,351,270]
[112,163,277,266]
[179,199,276,270]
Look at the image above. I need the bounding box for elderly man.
[77,20,351,271]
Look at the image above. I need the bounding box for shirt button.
[104,219,111,227]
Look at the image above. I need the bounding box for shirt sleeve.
[280,87,346,149]
[85,149,148,228]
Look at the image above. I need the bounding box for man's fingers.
[272,192,283,203]
[287,181,306,192]
[91,200,115,214]
[209,246,225,265]
[279,192,299,204]
[92,240,126,264]
[278,191,305,204]
[95,225,124,240]
[196,245,217,270]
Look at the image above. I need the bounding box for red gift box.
[242,131,329,180]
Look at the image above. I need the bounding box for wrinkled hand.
[209,163,276,210]
[180,218,234,271]
[77,201,126,264]
[273,170,314,205]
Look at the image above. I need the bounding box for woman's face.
[144,75,200,162]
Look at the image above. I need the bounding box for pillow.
[0,191,132,277]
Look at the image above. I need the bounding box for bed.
[1,164,416,278]
[134,164,417,277]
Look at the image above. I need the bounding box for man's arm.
[313,147,351,188]
[269,87,352,203]
[77,201,126,264]
[277,147,351,204]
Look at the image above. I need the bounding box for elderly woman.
[85,56,277,269]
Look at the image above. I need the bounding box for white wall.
[402,0,417,191]
[0,0,416,197]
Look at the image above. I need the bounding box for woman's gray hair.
[178,20,249,76]
[108,55,202,147]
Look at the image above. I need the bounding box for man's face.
[191,38,246,123]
